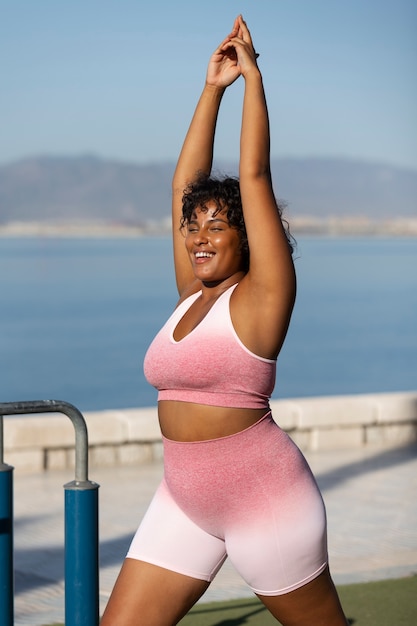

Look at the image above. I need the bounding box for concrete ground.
[9,441,417,625]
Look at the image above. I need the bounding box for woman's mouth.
[194,251,215,263]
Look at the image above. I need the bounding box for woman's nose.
[194,229,208,244]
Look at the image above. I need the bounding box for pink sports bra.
[143,283,276,409]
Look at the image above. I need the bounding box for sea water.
[1,236,416,412]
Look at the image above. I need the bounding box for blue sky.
[2,0,416,169]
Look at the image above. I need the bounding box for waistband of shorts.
[161,410,273,448]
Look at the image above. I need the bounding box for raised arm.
[226,16,296,358]
[172,21,241,295]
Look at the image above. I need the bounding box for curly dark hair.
[180,172,295,271]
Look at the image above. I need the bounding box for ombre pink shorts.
[127,413,328,596]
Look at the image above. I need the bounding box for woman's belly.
[158,400,267,442]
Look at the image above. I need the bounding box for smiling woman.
[101,15,348,626]
[184,203,243,285]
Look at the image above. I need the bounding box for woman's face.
[185,202,244,284]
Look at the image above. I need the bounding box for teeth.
[195,252,214,258]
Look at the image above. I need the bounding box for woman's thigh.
[257,566,348,626]
[100,558,210,626]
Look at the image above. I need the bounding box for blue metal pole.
[65,479,100,626]
[0,463,14,626]
[0,401,100,624]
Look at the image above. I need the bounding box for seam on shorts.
[251,561,328,596]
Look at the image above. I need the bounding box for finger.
[230,15,239,35]
[220,40,239,58]
[237,17,258,60]
[223,16,239,43]
[215,35,233,54]
[227,37,259,65]
[228,36,253,54]
[238,15,254,46]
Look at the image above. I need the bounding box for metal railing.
[0,400,99,626]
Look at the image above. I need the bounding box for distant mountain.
[0,155,416,224]
[269,158,417,218]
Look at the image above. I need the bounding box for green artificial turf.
[46,575,417,625]
[337,575,417,626]
[178,576,417,625]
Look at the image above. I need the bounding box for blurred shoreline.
[1,216,417,238]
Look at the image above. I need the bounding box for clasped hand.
[206,14,259,89]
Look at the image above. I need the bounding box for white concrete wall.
[2,391,417,473]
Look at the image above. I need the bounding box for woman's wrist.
[203,82,227,96]
[242,65,262,83]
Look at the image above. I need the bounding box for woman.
[102,15,347,625]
